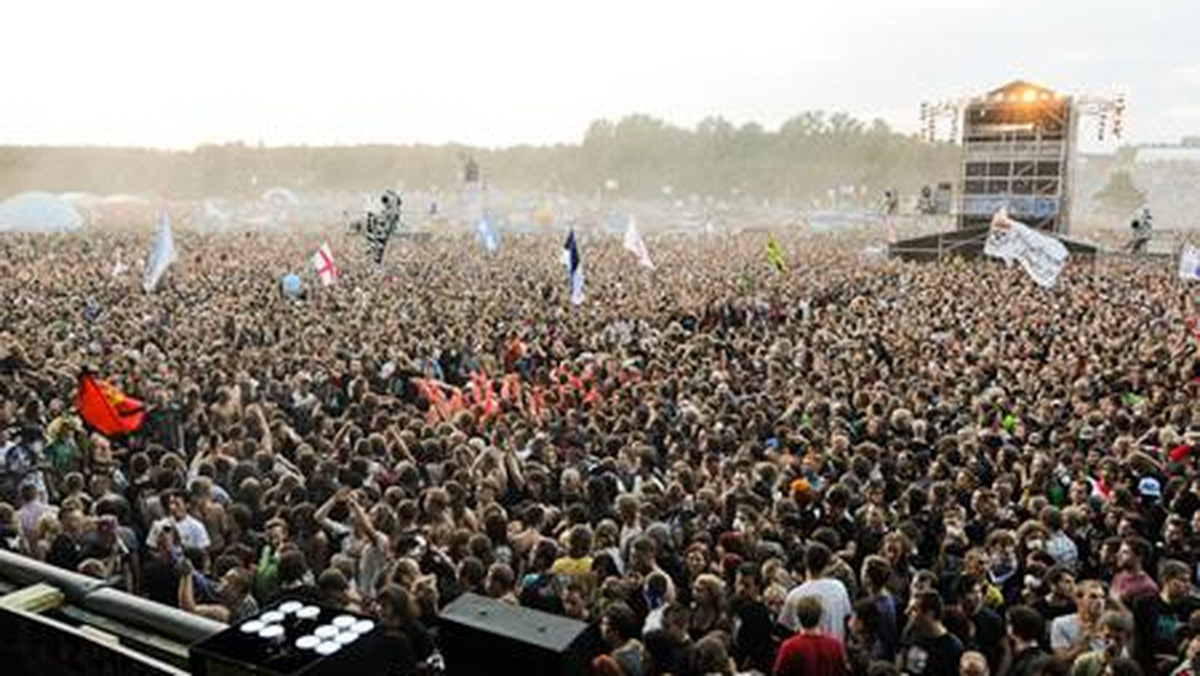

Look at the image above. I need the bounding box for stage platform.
[888,226,1115,263]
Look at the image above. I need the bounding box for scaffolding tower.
[918,80,1126,236]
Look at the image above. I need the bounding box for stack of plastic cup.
[314,622,343,657]
[295,605,321,633]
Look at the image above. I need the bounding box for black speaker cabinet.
[439,593,597,676]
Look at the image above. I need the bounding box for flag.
[75,373,145,437]
[984,208,1068,288]
[143,210,175,292]
[477,217,500,254]
[562,229,584,305]
[310,242,337,286]
[1180,244,1200,281]
[622,217,654,269]
[354,191,401,265]
[767,233,787,273]
[362,213,397,264]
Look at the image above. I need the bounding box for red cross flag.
[310,242,337,286]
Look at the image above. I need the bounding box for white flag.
[476,218,500,254]
[142,211,175,293]
[622,217,654,269]
[1179,244,1200,281]
[983,208,1068,288]
[311,242,337,286]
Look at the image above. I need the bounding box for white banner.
[983,208,1068,288]
[1180,244,1200,281]
[142,211,175,293]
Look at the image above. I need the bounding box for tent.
[0,191,84,233]
[261,187,300,207]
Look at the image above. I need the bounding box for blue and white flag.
[562,229,584,305]
[476,217,500,254]
[1179,244,1200,281]
[143,210,175,293]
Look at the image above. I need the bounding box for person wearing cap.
[1138,476,1163,503]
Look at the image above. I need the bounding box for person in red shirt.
[773,595,848,676]
[1111,537,1159,606]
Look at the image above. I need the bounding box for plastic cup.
[350,620,376,635]
[259,624,285,646]
[261,611,285,625]
[331,615,356,631]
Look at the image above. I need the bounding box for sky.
[0,0,1196,150]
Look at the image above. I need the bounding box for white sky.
[0,0,1196,149]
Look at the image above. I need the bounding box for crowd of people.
[0,224,1198,676]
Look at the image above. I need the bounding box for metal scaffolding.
[919,81,1126,237]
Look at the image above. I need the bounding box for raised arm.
[177,559,229,622]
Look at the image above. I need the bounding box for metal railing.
[0,549,224,645]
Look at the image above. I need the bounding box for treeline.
[0,112,959,201]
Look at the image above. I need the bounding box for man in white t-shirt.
[147,492,210,551]
[778,542,852,644]
[1051,580,1107,661]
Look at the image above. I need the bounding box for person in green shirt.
[253,517,290,601]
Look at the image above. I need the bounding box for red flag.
[76,373,145,437]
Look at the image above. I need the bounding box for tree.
[0,110,961,201]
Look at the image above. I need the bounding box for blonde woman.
[33,513,62,562]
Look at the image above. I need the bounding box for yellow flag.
[767,234,787,273]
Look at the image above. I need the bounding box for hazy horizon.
[2,0,1197,151]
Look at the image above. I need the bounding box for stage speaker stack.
[438,593,598,676]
